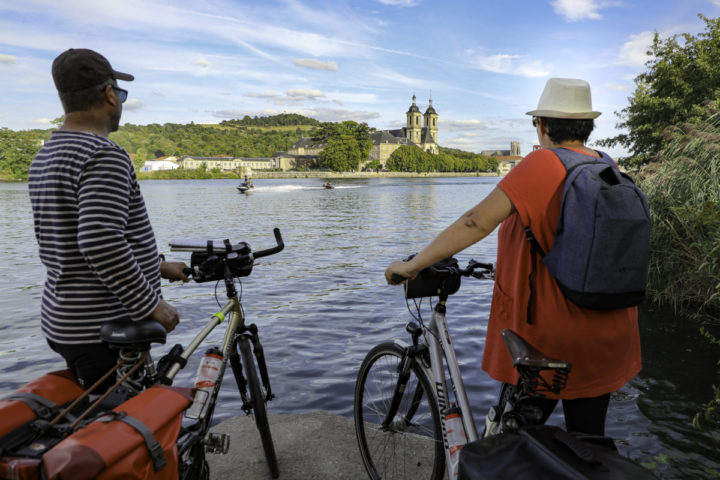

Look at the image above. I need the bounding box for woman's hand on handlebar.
[385,260,418,285]
[160,261,190,282]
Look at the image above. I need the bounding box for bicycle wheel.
[237,336,280,478]
[355,341,444,480]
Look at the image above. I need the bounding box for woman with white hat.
[385,78,641,435]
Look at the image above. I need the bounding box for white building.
[140,159,179,171]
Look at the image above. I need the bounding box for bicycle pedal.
[205,433,230,454]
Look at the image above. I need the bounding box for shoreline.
[2,171,499,183]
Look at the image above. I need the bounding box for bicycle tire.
[354,341,444,480]
[237,336,280,478]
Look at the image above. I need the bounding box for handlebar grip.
[252,228,285,259]
[390,273,406,285]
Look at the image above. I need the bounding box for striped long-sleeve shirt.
[28,131,162,344]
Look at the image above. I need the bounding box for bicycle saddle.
[99,319,167,348]
[500,329,571,371]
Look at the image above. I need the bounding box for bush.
[637,112,720,315]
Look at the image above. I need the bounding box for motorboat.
[322,182,334,189]
[237,182,254,193]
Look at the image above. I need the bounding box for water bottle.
[444,403,467,477]
[186,347,223,420]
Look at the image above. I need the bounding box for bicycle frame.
[422,300,479,477]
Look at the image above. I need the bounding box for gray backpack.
[522,148,651,321]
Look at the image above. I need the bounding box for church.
[368,94,439,166]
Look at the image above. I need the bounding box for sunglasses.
[112,86,128,103]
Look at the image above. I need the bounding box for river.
[1,177,718,478]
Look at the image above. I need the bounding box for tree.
[599,15,720,166]
[0,128,41,179]
[319,135,361,171]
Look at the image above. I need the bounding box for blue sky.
[1,0,718,157]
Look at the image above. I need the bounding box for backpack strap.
[522,226,545,325]
[93,411,167,472]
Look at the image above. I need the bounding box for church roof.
[424,105,437,115]
[407,104,421,114]
[371,130,412,145]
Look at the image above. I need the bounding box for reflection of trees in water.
[630,309,720,477]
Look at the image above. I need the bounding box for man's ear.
[103,84,118,107]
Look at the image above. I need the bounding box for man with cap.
[28,49,188,391]
[385,78,641,435]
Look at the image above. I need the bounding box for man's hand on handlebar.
[161,261,190,282]
[151,299,180,333]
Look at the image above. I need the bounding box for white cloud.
[551,0,604,21]
[604,83,631,92]
[192,58,211,68]
[29,117,52,126]
[123,98,145,111]
[244,91,281,99]
[0,54,17,64]
[443,119,486,131]
[292,58,338,71]
[286,89,325,100]
[619,31,655,67]
[469,53,549,78]
[377,0,420,6]
[711,0,720,5]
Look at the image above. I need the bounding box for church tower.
[424,97,438,143]
[406,94,422,144]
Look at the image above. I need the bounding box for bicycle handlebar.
[173,228,284,282]
[252,228,284,259]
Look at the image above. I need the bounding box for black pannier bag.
[458,425,657,480]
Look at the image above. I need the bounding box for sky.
[1,0,719,158]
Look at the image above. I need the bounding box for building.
[482,141,522,175]
[140,159,179,171]
[276,94,440,170]
[369,95,439,167]
[177,155,282,174]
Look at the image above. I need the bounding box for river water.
[1,177,718,478]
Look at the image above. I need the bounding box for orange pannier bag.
[0,369,84,480]
[42,385,192,480]
[0,370,83,441]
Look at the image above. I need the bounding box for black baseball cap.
[52,48,134,93]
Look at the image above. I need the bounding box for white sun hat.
[526,78,601,119]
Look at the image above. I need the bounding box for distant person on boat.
[385,78,642,436]
[323,182,333,189]
[28,49,188,391]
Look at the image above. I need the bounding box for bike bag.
[0,370,84,448]
[405,256,461,298]
[42,385,192,480]
[458,425,657,479]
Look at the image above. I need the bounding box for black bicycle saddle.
[99,319,167,348]
[501,329,571,371]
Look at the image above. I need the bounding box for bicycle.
[353,257,571,480]
[96,227,286,479]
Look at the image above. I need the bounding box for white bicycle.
[353,257,572,479]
